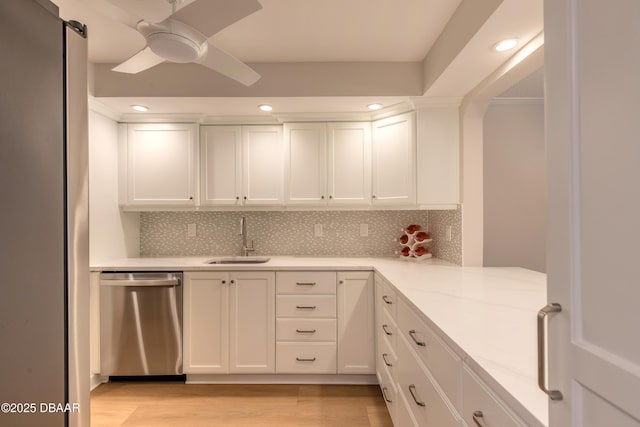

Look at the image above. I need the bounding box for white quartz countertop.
[91,256,548,426]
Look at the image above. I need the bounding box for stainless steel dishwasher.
[100,272,183,376]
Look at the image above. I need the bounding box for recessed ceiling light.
[493,38,519,52]
[367,103,383,111]
[131,104,149,112]
[258,104,273,112]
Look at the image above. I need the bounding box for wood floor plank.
[91,383,393,427]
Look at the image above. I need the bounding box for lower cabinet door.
[396,333,460,427]
[395,386,421,427]
[276,342,337,374]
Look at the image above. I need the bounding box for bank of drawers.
[276,272,337,374]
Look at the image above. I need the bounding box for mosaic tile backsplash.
[140,209,462,265]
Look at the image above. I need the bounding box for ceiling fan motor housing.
[138,19,207,63]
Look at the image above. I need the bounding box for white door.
[183,272,230,374]
[337,271,375,374]
[242,126,284,205]
[372,112,416,205]
[545,0,640,425]
[284,123,327,205]
[229,271,276,373]
[200,126,242,206]
[125,123,197,206]
[327,122,372,205]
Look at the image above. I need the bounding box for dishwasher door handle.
[100,279,181,287]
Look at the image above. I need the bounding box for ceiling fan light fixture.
[147,32,201,63]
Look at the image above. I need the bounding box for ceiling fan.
[108,0,262,86]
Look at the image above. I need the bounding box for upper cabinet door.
[284,123,327,205]
[327,122,371,206]
[242,126,284,205]
[200,126,243,206]
[124,123,197,206]
[372,112,416,205]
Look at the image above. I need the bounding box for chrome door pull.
[382,324,392,336]
[537,303,563,400]
[296,357,316,362]
[296,282,316,286]
[408,384,426,407]
[382,295,393,304]
[409,330,426,347]
[472,411,485,427]
[382,387,392,403]
[296,329,317,334]
[382,353,392,367]
[296,305,317,309]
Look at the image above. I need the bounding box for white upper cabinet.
[200,126,242,206]
[121,123,197,207]
[372,112,416,205]
[284,122,371,206]
[200,125,284,206]
[415,106,460,206]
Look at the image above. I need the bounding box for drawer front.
[276,271,337,295]
[276,342,337,374]
[461,365,525,427]
[379,358,397,423]
[381,279,398,319]
[377,329,397,378]
[398,299,461,409]
[276,318,337,342]
[277,295,336,318]
[379,302,397,351]
[396,333,460,427]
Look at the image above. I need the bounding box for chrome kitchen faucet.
[239,216,255,256]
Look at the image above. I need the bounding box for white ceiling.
[51,0,544,116]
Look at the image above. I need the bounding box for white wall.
[482,101,545,272]
[88,109,140,262]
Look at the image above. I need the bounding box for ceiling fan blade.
[107,0,174,23]
[112,47,166,74]
[170,0,262,38]
[197,43,260,86]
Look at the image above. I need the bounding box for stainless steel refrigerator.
[0,1,89,426]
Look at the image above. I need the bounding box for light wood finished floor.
[91,382,393,427]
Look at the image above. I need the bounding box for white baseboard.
[185,374,378,385]
[90,373,108,391]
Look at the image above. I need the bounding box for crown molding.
[201,115,281,125]
[273,112,372,123]
[490,97,544,105]
[118,113,202,123]
[88,97,121,121]
[410,96,462,108]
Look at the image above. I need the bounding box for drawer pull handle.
[537,303,563,400]
[382,295,393,304]
[472,411,485,427]
[296,329,317,334]
[296,282,316,286]
[296,305,317,310]
[382,387,392,403]
[296,357,316,362]
[382,324,392,336]
[382,353,392,367]
[409,330,426,347]
[408,384,426,407]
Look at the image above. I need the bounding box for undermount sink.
[205,256,271,264]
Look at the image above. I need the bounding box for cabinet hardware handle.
[296,329,317,334]
[382,387,392,403]
[537,303,563,400]
[339,280,343,284]
[408,384,426,407]
[221,280,226,284]
[321,195,325,199]
[382,295,393,304]
[296,357,316,362]
[382,324,392,336]
[296,282,316,286]
[472,411,485,427]
[236,196,240,200]
[382,353,392,367]
[372,195,376,199]
[296,305,317,310]
[243,196,247,200]
[230,280,235,284]
[189,196,193,200]
[409,330,426,347]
